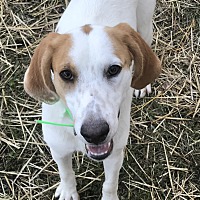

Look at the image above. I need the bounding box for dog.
[24,0,161,199]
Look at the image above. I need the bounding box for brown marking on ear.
[106,28,132,68]
[106,23,161,89]
[82,24,93,35]
[24,33,72,104]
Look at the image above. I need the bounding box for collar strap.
[36,108,74,127]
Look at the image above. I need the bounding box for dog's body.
[24,0,161,199]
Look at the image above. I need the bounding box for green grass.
[0,0,200,199]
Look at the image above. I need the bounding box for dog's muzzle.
[81,119,113,160]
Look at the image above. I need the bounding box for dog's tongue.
[86,140,113,160]
[87,142,110,155]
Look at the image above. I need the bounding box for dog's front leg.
[102,149,124,200]
[51,150,79,200]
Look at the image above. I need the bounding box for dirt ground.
[0,0,200,199]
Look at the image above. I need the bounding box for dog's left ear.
[114,23,161,89]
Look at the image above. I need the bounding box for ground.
[0,0,200,199]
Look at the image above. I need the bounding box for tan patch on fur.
[24,32,76,104]
[106,27,132,68]
[82,24,93,35]
[105,23,161,89]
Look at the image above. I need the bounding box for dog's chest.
[56,0,138,34]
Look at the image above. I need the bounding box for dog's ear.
[114,23,161,89]
[24,33,61,104]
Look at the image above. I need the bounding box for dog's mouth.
[85,139,113,161]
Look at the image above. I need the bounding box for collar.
[36,108,74,127]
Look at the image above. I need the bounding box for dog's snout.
[81,120,109,144]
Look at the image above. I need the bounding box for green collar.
[36,108,74,127]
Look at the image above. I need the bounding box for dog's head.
[24,23,161,160]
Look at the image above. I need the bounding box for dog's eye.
[60,70,74,81]
[107,65,122,78]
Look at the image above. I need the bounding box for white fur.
[42,0,156,199]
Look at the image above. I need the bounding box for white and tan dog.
[24,0,161,199]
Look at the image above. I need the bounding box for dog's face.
[24,23,161,160]
[54,25,133,160]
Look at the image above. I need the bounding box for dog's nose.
[81,120,109,144]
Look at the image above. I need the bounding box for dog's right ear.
[24,33,61,104]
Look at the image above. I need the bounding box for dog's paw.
[101,193,119,200]
[102,182,119,200]
[133,83,152,98]
[55,182,79,200]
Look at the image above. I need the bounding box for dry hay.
[0,0,200,199]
